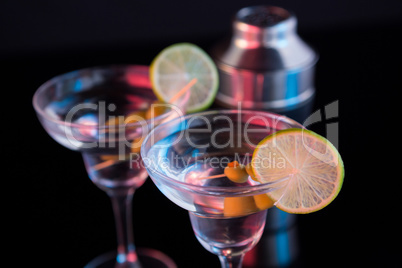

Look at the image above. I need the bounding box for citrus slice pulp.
[252,128,344,214]
[150,43,219,113]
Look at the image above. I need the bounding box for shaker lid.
[211,6,318,71]
[236,5,292,27]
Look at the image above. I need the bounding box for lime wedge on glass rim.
[251,128,344,214]
[150,43,219,113]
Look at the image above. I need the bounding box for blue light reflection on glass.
[74,79,83,92]
[47,96,75,114]
[192,149,200,158]
[116,253,126,263]
[285,70,299,100]
[276,210,290,266]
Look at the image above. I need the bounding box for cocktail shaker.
[212,6,318,267]
[211,5,318,114]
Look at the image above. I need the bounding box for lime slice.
[150,43,219,113]
[252,128,344,214]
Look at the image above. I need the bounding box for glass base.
[85,248,176,268]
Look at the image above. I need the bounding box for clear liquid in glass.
[147,126,274,253]
[42,82,155,191]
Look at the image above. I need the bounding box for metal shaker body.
[211,5,318,113]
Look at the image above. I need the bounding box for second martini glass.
[33,65,185,268]
[141,110,302,267]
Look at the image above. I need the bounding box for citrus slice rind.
[150,43,219,113]
[252,128,344,214]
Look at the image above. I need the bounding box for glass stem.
[218,253,245,268]
[108,188,141,267]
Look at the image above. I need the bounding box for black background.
[3,0,401,267]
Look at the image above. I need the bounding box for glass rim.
[141,109,304,195]
[32,64,178,130]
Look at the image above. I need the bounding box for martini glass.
[33,65,185,268]
[141,110,302,268]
